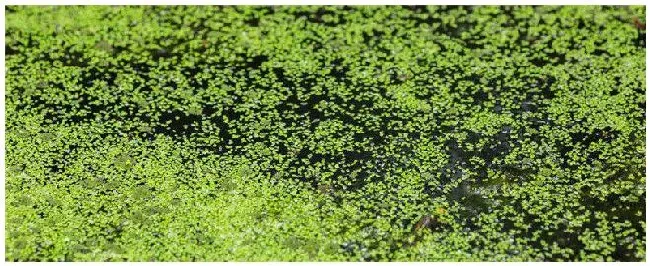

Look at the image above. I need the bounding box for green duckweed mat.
[5,5,647,261]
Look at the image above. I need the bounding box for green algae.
[5,5,646,261]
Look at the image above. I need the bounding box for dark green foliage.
[5,5,646,261]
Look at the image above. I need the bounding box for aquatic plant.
[5,5,646,261]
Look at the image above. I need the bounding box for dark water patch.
[271,67,290,87]
[526,113,553,133]
[10,88,48,111]
[329,58,349,82]
[39,73,147,126]
[242,54,268,69]
[318,8,347,27]
[21,34,40,50]
[550,227,584,260]
[48,95,100,124]
[285,145,382,192]
[46,160,65,174]
[181,65,203,79]
[586,192,645,228]
[300,94,328,125]
[555,140,577,170]
[125,61,153,80]
[79,66,117,88]
[152,48,172,60]
[427,128,524,230]
[614,235,643,261]
[512,76,556,132]
[593,48,609,56]
[199,103,242,154]
[41,101,91,125]
[493,190,589,260]
[154,109,203,139]
[478,131,514,165]
[452,128,517,174]
[44,144,79,175]
[498,163,535,184]
[437,139,468,189]
[445,20,475,40]
[524,218,585,261]
[530,57,547,68]
[635,30,645,48]
[282,146,321,188]
[244,17,260,27]
[273,81,327,130]
[449,180,494,221]
[82,90,124,116]
[362,29,386,45]
[542,76,556,97]
[583,193,645,261]
[5,5,18,13]
[569,126,619,146]
[637,99,645,125]
[472,89,489,106]
[5,43,20,56]
[273,73,379,134]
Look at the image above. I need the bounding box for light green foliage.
[5,5,646,261]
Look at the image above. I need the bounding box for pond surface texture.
[5,5,646,261]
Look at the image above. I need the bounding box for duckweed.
[5,5,646,261]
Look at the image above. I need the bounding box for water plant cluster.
[5,6,646,261]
